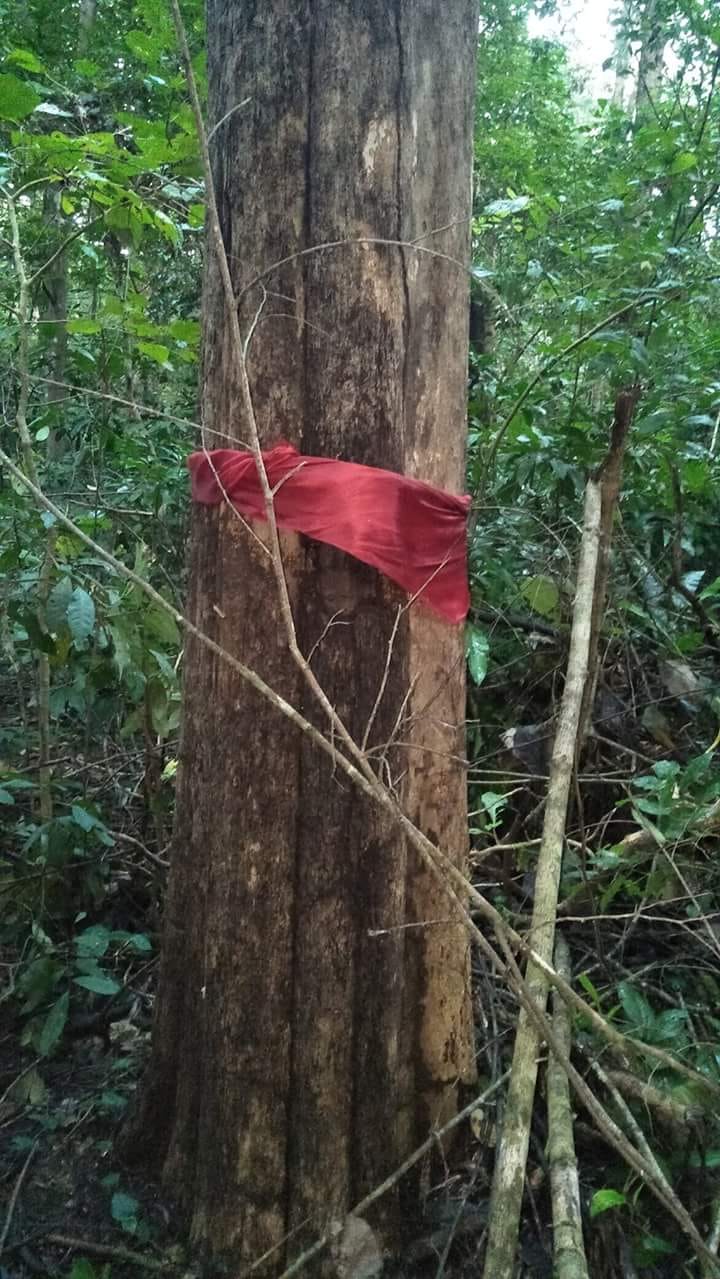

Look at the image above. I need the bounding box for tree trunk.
[633,0,665,120]
[120,1,478,1269]
[611,0,634,111]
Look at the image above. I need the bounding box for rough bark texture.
[120,1,478,1270]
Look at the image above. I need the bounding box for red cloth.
[188,443,470,623]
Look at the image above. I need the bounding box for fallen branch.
[46,1234,167,1271]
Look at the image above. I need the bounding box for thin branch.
[279,1074,510,1278]
[27,215,104,287]
[0,1141,38,1255]
[481,300,645,491]
[46,1233,167,1272]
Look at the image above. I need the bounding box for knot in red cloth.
[188,443,470,624]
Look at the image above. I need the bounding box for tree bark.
[120,1,478,1270]
[633,0,665,120]
[610,0,634,111]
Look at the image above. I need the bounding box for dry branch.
[483,476,602,1279]
[547,934,589,1279]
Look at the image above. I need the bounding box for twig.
[0,1141,38,1255]
[578,385,640,745]
[46,1233,167,1271]
[480,306,645,492]
[278,1074,509,1278]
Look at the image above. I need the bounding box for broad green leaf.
[70,1260,98,1279]
[67,318,102,335]
[169,318,201,343]
[46,578,73,632]
[111,1190,140,1234]
[519,575,559,619]
[67,587,96,642]
[617,981,655,1033]
[669,151,696,176]
[138,341,170,365]
[76,925,111,958]
[590,1188,626,1218]
[5,48,47,74]
[0,787,15,804]
[144,605,180,646]
[73,973,121,996]
[37,991,69,1056]
[110,623,134,677]
[0,72,40,119]
[466,624,490,686]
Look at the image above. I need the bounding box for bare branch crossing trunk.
[120,1,479,1270]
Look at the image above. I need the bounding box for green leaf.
[617,982,655,1033]
[46,578,73,632]
[111,1190,140,1234]
[466,624,490,686]
[67,587,96,642]
[0,72,40,119]
[668,151,696,176]
[73,973,121,996]
[590,1188,626,1218]
[76,925,111,958]
[169,318,201,343]
[0,787,15,804]
[67,318,102,335]
[138,341,170,365]
[71,804,96,832]
[519,575,559,619]
[125,30,162,63]
[37,991,69,1056]
[578,972,601,1009]
[70,1260,99,1279]
[144,605,180,646]
[5,48,47,74]
[688,1149,720,1169]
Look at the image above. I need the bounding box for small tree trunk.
[121,1,479,1270]
[611,0,634,110]
[633,0,665,120]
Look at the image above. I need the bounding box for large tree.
[121,0,479,1267]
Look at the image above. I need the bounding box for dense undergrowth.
[1,0,720,1274]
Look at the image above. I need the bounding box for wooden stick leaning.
[482,473,603,1279]
[547,934,589,1279]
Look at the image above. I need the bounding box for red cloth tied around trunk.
[188,443,471,623]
